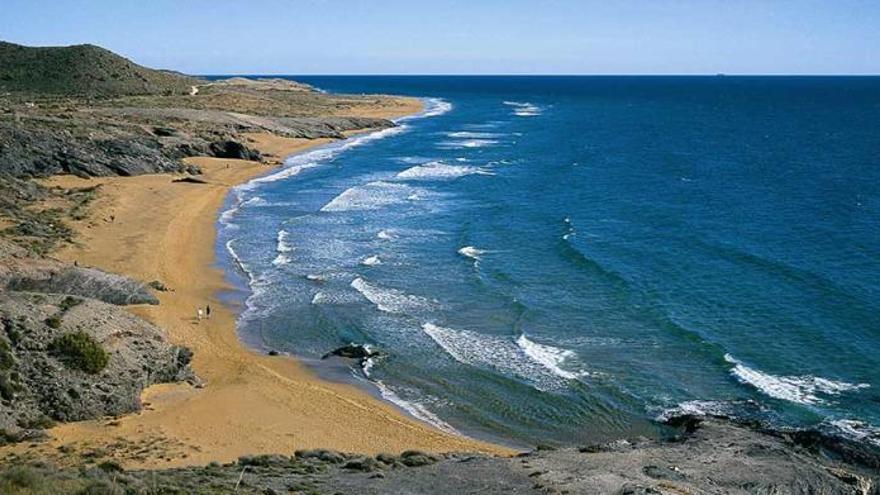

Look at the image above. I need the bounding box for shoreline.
[24,96,513,468]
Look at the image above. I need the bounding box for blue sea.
[217,76,880,448]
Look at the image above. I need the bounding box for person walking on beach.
[206,304,211,319]
[197,307,203,322]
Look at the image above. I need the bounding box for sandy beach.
[26,98,511,468]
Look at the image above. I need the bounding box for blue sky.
[1,0,878,74]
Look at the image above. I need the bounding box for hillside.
[0,41,202,96]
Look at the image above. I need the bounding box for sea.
[216,76,880,449]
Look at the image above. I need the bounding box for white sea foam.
[305,274,326,282]
[310,290,358,305]
[654,399,762,423]
[397,161,490,180]
[276,229,293,253]
[373,380,459,434]
[411,98,453,119]
[238,125,409,193]
[457,246,486,261]
[320,181,423,212]
[377,229,395,240]
[361,255,382,266]
[351,277,433,314]
[422,323,582,392]
[725,354,869,405]
[516,334,581,380]
[272,254,291,266]
[447,131,503,139]
[437,139,499,149]
[825,419,880,447]
[503,100,542,117]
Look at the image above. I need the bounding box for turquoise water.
[218,77,880,448]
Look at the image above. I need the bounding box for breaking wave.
[320,181,425,212]
[422,323,582,392]
[351,277,434,314]
[457,246,486,261]
[373,380,459,435]
[823,419,880,448]
[437,139,499,149]
[276,229,293,253]
[447,131,503,139]
[397,161,491,180]
[361,255,382,266]
[725,354,869,405]
[503,101,542,117]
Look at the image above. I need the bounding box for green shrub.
[0,466,45,491]
[0,339,14,370]
[50,331,109,374]
[60,296,83,312]
[44,315,62,329]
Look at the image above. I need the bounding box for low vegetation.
[50,331,109,374]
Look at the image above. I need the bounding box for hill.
[0,41,202,96]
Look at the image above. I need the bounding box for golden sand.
[26,101,512,468]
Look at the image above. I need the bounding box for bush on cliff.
[50,331,109,374]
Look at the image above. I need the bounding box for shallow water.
[218,77,880,448]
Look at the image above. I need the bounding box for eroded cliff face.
[0,238,193,442]
[0,291,194,442]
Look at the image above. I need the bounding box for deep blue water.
[217,76,880,448]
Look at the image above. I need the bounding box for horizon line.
[194,73,880,78]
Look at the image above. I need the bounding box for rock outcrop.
[3,418,878,493]
[0,292,194,442]
[0,256,158,305]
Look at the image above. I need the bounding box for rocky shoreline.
[2,416,878,493]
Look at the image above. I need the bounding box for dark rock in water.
[209,140,262,161]
[267,350,279,356]
[322,343,379,360]
[0,292,195,441]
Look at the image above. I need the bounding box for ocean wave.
[311,290,359,306]
[725,354,870,405]
[377,229,395,240]
[373,380,459,434]
[320,181,424,212]
[422,323,582,392]
[655,399,767,423]
[562,217,575,240]
[238,125,409,192]
[412,98,453,119]
[361,255,382,266]
[823,419,880,447]
[503,101,542,117]
[276,229,293,253]
[446,131,504,139]
[397,161,491,180]
[351,277,433,314]
[272,254,291,266]
[516,334,582,380]
[437,139,499,149]
[457,246,486,261]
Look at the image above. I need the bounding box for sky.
[1,0,878,75]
